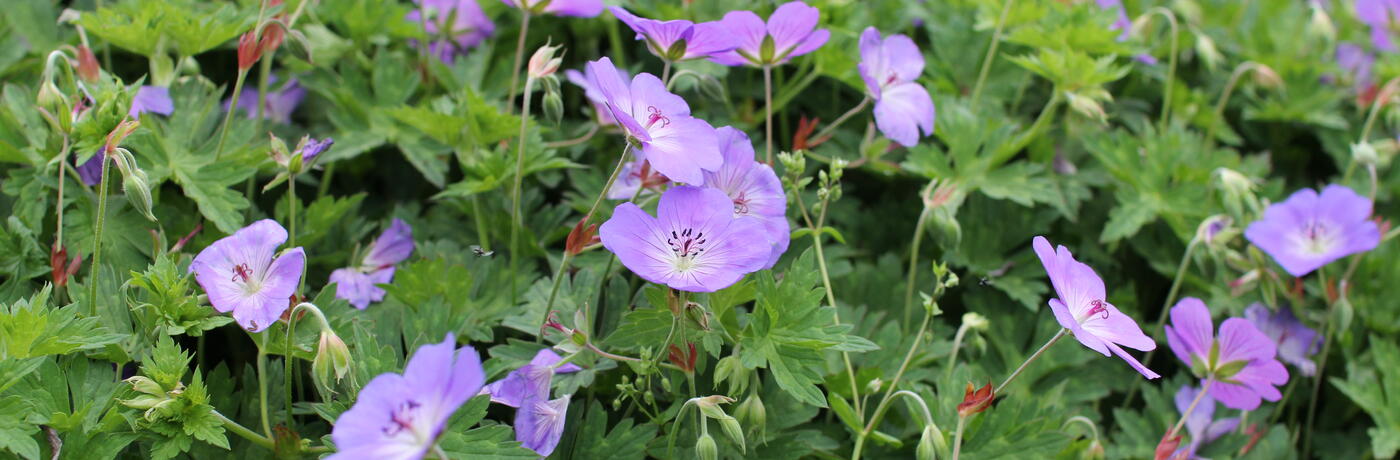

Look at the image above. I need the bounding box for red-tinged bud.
[238,31,262,70]
[1154,432,1182,460]
[565,218,599,256]
[956,382,995,417]
[668,343,697,373]
[76,46,100,82]
[50,242,70,287]
[259,22,285,54]
[637,161,669,189]
[792,115,820,151]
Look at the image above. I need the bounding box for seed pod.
[695,433,718,460]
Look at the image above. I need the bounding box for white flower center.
[667,227,707,272]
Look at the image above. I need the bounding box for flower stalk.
[507,13,533,115]
[970,0,1014,107]
[87,154,110,317]
[763,65,774,164]
[509,75,536,307]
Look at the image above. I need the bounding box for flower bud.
[1352,142,1380,167]
[528,43,563,79]
[543,90,564,126]
[1083,439,1105,460]
[719,416,746,453]
[735,395,766,432]
[111,148,158,222]
[917,425,939,460]
[125,376,164,395]
[1065,91,1107,124]
[1195,215,1232,246]
[259,21,286,55]
[1308,5,1336,43]
[695,433,718,460]
[692,395,735,418]
[238,31,263,70]
[961,313,989,331]
[1250,64,1283,90]
[956,382,995,417]
[1194,33,1222,71]
[76,46,101,82]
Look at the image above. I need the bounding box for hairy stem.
[764,65,775,164]
[510,77,536,308]
[851,311,934,460]
[901,196,933,332]
[1143,7,1180,130]
[214,69,249,161]
[1204,62,1263,148]
[995,328,1067,395]
[506,13,532,115]
[213,410,274,450]
[87,155,111,317]
[256,345,272,437]
[970,0,1014,107]
[811,96,871,144]
[951,415,968,460]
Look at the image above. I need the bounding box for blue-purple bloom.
[1336,42,1377,93]
[610,7,736,62]
[225,76,306,124]
[1033,236,1160,379]
[704,126,789,269]
[330,333,484,460]
[190,219,305,332]
[406,0,494,63]
[128,86,174,118]
[1166,297,1289,410]
[330,219,415,310]
[76,148,105,186]
[565,64,632,126]
[710,1,829,67]
[1244,184,1381,277]
[858,27,935,147]
[481,349,579,457]
[1356,0,1399,51]
[586,57,721,185]
[1173,385,1240,460]
[500,0,602,17]
[1245,303,1322,377]
[1095,0,1133,41]
[600,186,772,292]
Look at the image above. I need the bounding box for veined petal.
[1166,297,1214,366]
[643,116,721,185]
[1216,317,1276,364]
[683,21,739,59]
[364,219,415,268]
[1051,299,1109,356]
[629,72,691,118]
[1103,340,1160,379]
[542,0,603,17]
[515,395,571,456]
[766,1,820,56]
[873,82,935,147]
[710,10,766,66]
[599,203,676,287]
[781,28,829,61]
[587,58,633,119]
[1080,301,1156,352]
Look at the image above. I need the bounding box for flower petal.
[873,82,935,147]
[766,1,820,56]
[710,10,766,66]
[1165,297,1214,367]
[643,116,721,184]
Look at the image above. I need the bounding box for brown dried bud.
[565,218,599,256]
[956,382,995,417]
[76,46,100,82]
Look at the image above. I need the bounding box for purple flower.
[500,0,602,17]
[1032,236,1159,379]
[76,148,105,186]
[330,219,414,310]
[586,57,721,185]
[610,7,736,62]
[1245,303,1322,377]
[1095,0,1133,41]
[1165,297,1289,410]
[128,86,174,118]
[406,0,494,63]
[190,219,305,332]
[329,333,483,460]
[301,137,334,163]
[1336,42,1377,91]
[1243,184,1381,277]
[710,1,830,67]
[703,126,790,269]
[481,349,579,457]
[225,76,306,124]
[565,64,632,126]
[1173,385,1240,459]
[1356,0,1399,51]
[858,27,935,147]
[600,185,772,292]
[606,160,660,200]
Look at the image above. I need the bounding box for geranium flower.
[1335,43,1376,93]
[1245,303,1322,377]
[329,333,483,460]
[600,185,771,292]
[711,1,829,67]
[1032,236,1159,379]
[330,219,415,310]
[515,394,570,457]
[858,27,934,147]
[1244,184,1381,277]
[1165,297,1289,410]
[482,349,582,407]
[703,126,790,269]
[1173,385,1240,460]
[128,86,173,118]
[225,76,306,124]
[586,57,721,185]
[190,219,305,332]
[481,349,579,457]
[500,0,602,17]
[1356,0,1399,51]
[76,148,105,186]
[565,64,632,126]
[610,7,736,62]
[406,0,494,63]
[1095,0,1133,40]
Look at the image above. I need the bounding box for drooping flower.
[586,57,721,185]
[128,86,174,118]
[564,64,632,126]
[406,0,495,63]
[610,7,736,62]
[600,185,772,292]
[330,219,415,310]
[711,1,829,67]
[1165,297,1289,410]
[190,219,305,332]
[225,76,307,124]
[480,349,580,457]
[1173,385,1241,460]
[1356,0,1399,51]
[703,126,790,268]
[858,27,935,147]
[1244,303,1322,377]
[1032,236,1160,379]
[1243,184,1381,277]
[329,333,484,460]
[606,160,667,200]
[500,0,602,17]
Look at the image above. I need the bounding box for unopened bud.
[528,43,563,79]
[76,46,100,82]
[125,376,164,395]
[1083,439,1105,460]
[238,31,262,70]
[961,312,989,331]
[695,433,718,460]
[1353,142,1380,167]
[956,382,995,417]
[1250,64,1283,90]
[735,395,766,431]
[312,330,353,393]
[698,74,726,101]
[1215,167,1255,195]
[543,91,563,126]
[1196,215,1232,245]
[1308,5,1336,43]
[1065,91,1107,124]
[917,425,939,460]
[37,80,68,111]
[111,148,157,222]
[259,21,286,54]
[1194,34,1222,71]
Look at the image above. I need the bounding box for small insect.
[471,245,494,257]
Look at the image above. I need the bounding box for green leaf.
[0,286,125,359]
[0,395,39,460]
[78,0,254,57]
[1333,336,1400,459]
[567,401,656,460]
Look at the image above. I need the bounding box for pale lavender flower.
[600,186,771,292]
[610,7,736,62]
[330,333,483,460]
[1173,385,1241,460]
[858,27,934,147]
[1336,42,1376,91]
[76,148,105,186]
[225,76,306,124]
[703,126,789,269]
[501,0,602,17]
[1033,236,1160,379]
[1096,0,1133,41]
[565,64,632,126]
[330,219,414,310]
[710,1,830,67]
[128,86,173,118]
[586,57,721,185]
[516,394,570,457]
[190,219,305,332]
[1244,184,1380,277]
[1245,303,1322,376]
[481,349,579,457]
[1165,297,1289,410]
[1356,0,1399,51]
[406,0,495,63]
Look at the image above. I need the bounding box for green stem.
[951,415,968,460]
[1302,271,1339,456]
[510,77,535,308]
[1144,7,1180,130]
[793,187,862,417]
[256,343,272,437]
[763,65,775,164]
[470,195,491,251]
[213,410,274,450]
[506,13,531,115]
[87,155,111,317]
[1204,62,1262,148]
[1169,379,1214,437]
[970,0,1014,107]
[811,96,871,147]
[995,328,1066,395]
[254,49,273,128]
[851,310,934,460]
[992,92,1062,166]
[661,60,672,85]
[214,69,249,161]
[901,195,933,332]
[317,161,335,199]
[946,321,972,379]
[1347,77,1400,182]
